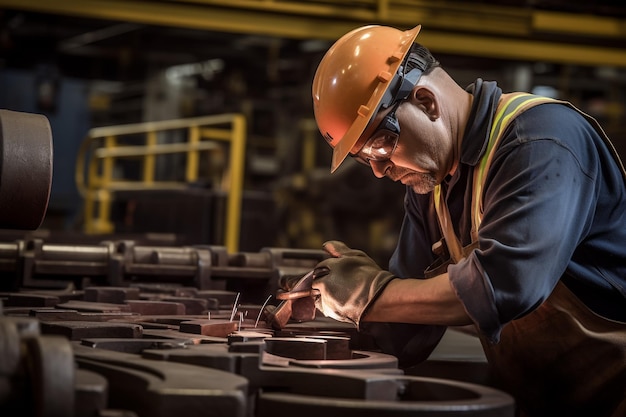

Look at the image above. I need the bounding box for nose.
[369,160,392,178]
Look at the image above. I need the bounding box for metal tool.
[264,268,330,330]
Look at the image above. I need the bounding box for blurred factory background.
[1,0,625,265]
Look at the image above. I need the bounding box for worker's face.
[351,94,454,194]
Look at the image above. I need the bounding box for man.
[308,24,626,416]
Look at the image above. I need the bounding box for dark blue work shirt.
[390,79,626,343]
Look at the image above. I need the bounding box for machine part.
[0,320,62,416]
[260,247,328,269]
[2,238,324,299]
[0,320,21,402]
[40,321,143,341]
[265,337,327,360]
[287,349,400,371]
[256,375,515,416]
[142,325,399,372]
[0,235,516,416]
[74,368,108,417]
[32,310,137,322]
[73,344,249,417]
[3,293,60,307]
[81,338,190,354]
[125,300,186,315]
[24,335,75,417]
[179,319,238,337]
[141,328,228,344]
[158,296,208,315]
[0,109,53,230]
[228,330,272,342]
[84,287,141,304]
[296,334,351,360]
[57,300,131,313]
[143,343,241,373]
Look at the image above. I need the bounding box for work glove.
[312,240,396,329]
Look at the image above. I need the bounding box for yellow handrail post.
[84,149,100,233]
[144,130,157,183]
[96,189,114,233]
[186,125,200,182]
[84,190,95,233]
[225,115,246,253]
[95,135,117,233]
[300,119,317,173]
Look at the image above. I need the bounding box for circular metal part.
[0,319,22,411]
[289,349,399,370]
[257,375,515,417]
[0,320,21,376]
[24,335,75,417]
[0,109,53,230]
[265,337,327,360]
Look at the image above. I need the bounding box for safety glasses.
[350,101,402,166]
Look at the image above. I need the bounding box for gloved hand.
[312,241,396,329]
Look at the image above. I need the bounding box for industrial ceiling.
[1,0,626,84]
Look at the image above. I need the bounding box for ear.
[411,86,439,121]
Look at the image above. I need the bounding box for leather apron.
[429,93,626,416]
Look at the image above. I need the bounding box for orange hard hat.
[312,24,422,172]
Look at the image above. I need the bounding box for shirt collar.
[460,78,503,167]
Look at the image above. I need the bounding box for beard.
[387,165,439,194]
[404,172,438,194]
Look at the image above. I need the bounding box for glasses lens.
[351,129,399,166]
[350,101,401,166]
[362,131,398,160]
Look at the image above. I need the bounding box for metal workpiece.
[41,320,144,340]
[84,286,141,303]
[0,232,514,416]
[0,290,515,416]
[0,109,53,231]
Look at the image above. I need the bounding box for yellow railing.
[75,113,247,253]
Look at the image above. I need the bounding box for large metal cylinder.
[0,109,53,230]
